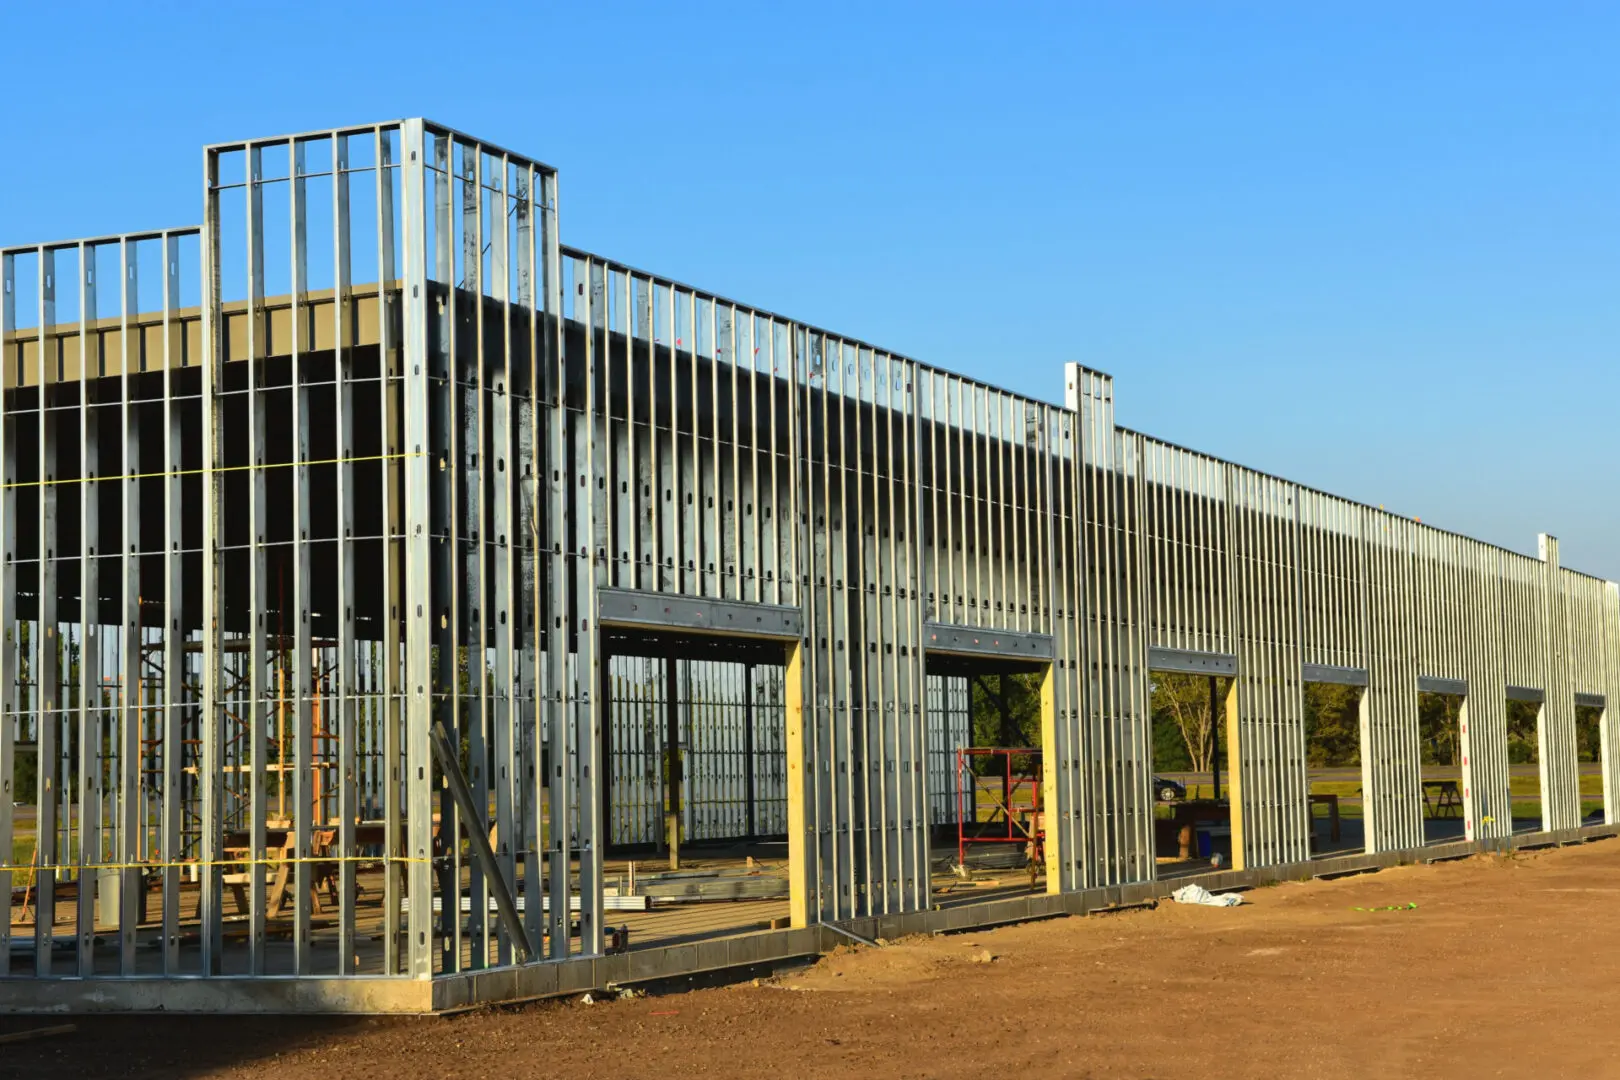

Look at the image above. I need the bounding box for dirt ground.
[8,840,1620,1079]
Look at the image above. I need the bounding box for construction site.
[1,118,1616,1014]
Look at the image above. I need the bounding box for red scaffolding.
[955,747,1044,868]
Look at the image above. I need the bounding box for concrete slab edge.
[2,822,1613,1014]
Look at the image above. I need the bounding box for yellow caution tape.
[0,450,425,492]
[3,853,434,874]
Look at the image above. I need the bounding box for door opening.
[1303,680,1366,857]
[1150,670,1239,877]
[925,651,1052,909]
[1576,700,1605,825]
[596,624,801,953]
[1505,696,1543,834]
[1418,689,1467,844]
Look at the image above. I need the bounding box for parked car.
[1154,776,1186,803]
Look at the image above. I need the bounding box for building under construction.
[2,119,1616,1012]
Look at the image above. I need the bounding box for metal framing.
[0,118,1617,1010]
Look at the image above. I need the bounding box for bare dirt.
[8,839,1620,1079]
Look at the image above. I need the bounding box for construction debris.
[1171,884,1243,907]
[0,1023,76,1046]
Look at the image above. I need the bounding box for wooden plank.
[0,1023,76,1045]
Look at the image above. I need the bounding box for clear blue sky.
[4,2,1615,578]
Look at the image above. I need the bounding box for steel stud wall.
[0,119,1616,1006]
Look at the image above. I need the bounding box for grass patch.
[1308,780,1362,799]
[10,834,40,889]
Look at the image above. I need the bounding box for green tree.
[1576,705,1602,764]
[1303,682,1361,767]
[1419,692,1463,766]
[1506,699,1539,765]
[1151,703,1193,771]
[968,671,1043,775]
[1149,672,1219,774]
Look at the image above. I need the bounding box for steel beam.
[1418,675,1468,698]
[922,622,1055,662]
[1303,663,1370,688]
[597,588,802,640]
[1148,646,1238,677]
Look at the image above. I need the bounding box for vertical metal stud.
[333,131,359,973]
[117,236,142,974]
[399,118,437,980]
[377,126,403,976]
[160,231,184,973]
[75,241,100,977]
[35,243,60,976]
[0,251,14,976]
[245,143,269,974]
[290,136,315,974]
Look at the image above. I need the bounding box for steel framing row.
[0,118,1615,1010]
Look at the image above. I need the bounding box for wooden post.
[785,640,809,927]
[1224,677,1244,870]
[1039,661,1059,894]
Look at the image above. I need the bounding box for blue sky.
[3,2,1615,577]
